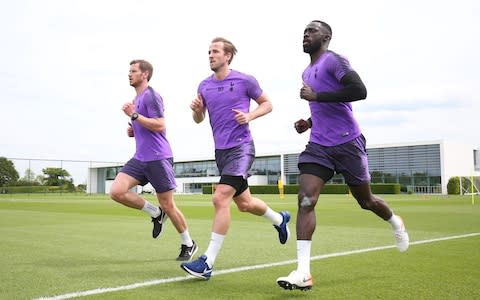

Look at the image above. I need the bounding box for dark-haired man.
[110,59,197,261]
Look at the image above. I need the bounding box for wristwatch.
[131,112,139,121]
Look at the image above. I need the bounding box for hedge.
[202,183,400,194]
[0,186,75,194]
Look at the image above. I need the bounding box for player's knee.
[158,200,174,213]
[235,200,250,212]
[109,187,124,202]
[211,193,223,208]
[357,197,375,210]
[211,192,231,211]
[298,192,315,208]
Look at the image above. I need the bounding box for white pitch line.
[34,232,480,300]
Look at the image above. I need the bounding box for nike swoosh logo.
[303,277,312,283]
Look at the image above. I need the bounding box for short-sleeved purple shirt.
[302,50,362,146]
[198,70,263,149]
[132,87,173,161]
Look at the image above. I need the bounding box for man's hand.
[232,108,250,124]
[127,122,134,137]
[122,102,135,117]
[190,94,205,123]
[294,119,311,134]
[300,82,317,101]
[190,94,204,113]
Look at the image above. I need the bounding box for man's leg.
[349,184,392,220]
[156,190,186,233]
[349,184,409,252]
[277,173,323,290]
[110,172,144,209]
[180,183,234,280]
[110,172,163,238]
[232,184,291,244]
[156,190,197,260]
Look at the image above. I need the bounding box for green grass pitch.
[0,193,479,299]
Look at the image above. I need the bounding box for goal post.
[459,175,480,196]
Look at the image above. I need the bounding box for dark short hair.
[130,59,153,81]
[211,37,238,64]
[311,20,332,37]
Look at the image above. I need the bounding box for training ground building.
[87,140,480,195]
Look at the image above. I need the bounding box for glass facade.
[174,160,218,178]
[250,156,281,184]
[105,166,121,180]
[283,144,442,192]
[367,144,441,192]
[103,143,447,193]
[174,156,281,185]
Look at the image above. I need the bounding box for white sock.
[388,214,404,231]
[141,201,160,218]
[180,230,193,247]
[262,207,283,226]
[297,240,312,274]
[204,232,225,267]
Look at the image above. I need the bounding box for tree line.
[0,157,85,192]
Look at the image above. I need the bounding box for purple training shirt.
[302,50,362,146]
[132,87,173,161]
[198,70,263,149]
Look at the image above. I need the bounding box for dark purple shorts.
[120,157,176,193]
[215,141,255,179]
[298,135,371,185]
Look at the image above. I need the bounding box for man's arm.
[249,92,273,121]
[315,71,367,102]
[131,114,166,132]
[123,102,166,132]
[301,71,367,103]
[232,92,273,125]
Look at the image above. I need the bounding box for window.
[106,167,120,180]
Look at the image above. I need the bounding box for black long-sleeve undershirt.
[315,71,367,103]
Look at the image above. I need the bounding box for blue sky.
[1,0,478,183]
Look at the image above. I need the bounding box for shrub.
[447,177,460,195]
[370,184,401,194]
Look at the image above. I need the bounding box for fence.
[406,185,442,194]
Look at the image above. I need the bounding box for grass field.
[0,193,479,300]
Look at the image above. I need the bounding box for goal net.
[460,176,480,195]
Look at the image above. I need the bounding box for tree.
[22,168,36,182]
[35,175,45,185]
[41,167,73,186]
[17,168,41,186]
[0,157,19,186]
[42,167,75,192]
[77,184,86,192]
